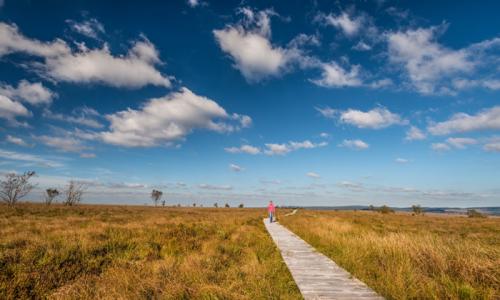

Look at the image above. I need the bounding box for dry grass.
[0,204,301,299]
[279,210,500,300]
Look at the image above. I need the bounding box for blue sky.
[0,0,499,207]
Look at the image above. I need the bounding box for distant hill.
[284,206,500,216]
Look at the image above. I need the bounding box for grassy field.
[280,210,500,300]
[0,204,300,299]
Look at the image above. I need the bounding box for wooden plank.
[264,219,384,300]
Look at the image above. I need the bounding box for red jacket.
[268,203,275,213]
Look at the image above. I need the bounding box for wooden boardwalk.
[264,219,383,300]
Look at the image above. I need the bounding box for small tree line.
[0,171,85,206]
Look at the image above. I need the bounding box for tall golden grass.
[280,210,500,300]
[0,204,300,299]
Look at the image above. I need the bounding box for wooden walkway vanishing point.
[264,219,384,300]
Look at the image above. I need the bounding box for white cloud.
[0,22,70,57]
[387,26,500,94]
[0,148,63,168]
[35,135,88,153]
[0,80,55,105]
[339,107,407,129]
[42,40,170,88]
[353,40,371,51]
[428,106,500,135]
[198,183,233,190]
[43,107,104,128]
[387,26,473,94]
[66,18,105,39]
[264,140,327,155]
[6,135,30,147]
[337,180,363,189]
[310,61,362,88]
[315,106,337,119]
[405,126,426,141]
[229,163,243,172]
[395,158,409,163]
[225,140,327,156]
[101,87,250,147]
[446,137,477,149]
[431,143,451,152]
[306,172,320,179]
[316,12,363,37]
[339,139,369,150]
[187,0,199,7]
[225,144,261,155]
[0,95,31,121]
[484,142,500,152]
[319,132,330,138]
[0,22,170,88]
[213,8,299,82]
[80,153,96,158]
[368,78,393,89]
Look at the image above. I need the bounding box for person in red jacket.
[268,200,276,223]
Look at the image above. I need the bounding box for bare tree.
[151,189,163,206]
[0,171,36,206]
[63,181,85,206]
[45,188,60,205]
[225,203,230,208]
[411,204,424,215]
[213,202,218,208]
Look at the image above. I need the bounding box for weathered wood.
[264,219,384,300]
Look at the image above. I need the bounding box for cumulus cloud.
[484,141,500,152]
[318,106,406,129]
[306,172,320,178]
[353,40,371,51]
[0,22,69,57]
[428,106,500,135]
[0,95,31,122]
[6,135,30,147]
[0,80,55,105]
[387,26,473,94]
[213,8,301,82]
[43,106,104,128]
[229,163,243,172]
[339,107,407,129]
[446,137,477,149]
[264,140,327,155]
[225,140,327,156]
[316,12,364,37]
[310,61,362,88]
[42,40,170,88]
[339,139,369,150]
[315,106,337,119]
[100,87,250,147]
[187,0,200,8]
[225,144,261,155]
[337,180,363,189]
[387,26,500,94]
[0,22,171,88]
[405,126,426,141]
[66,18,105,39]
